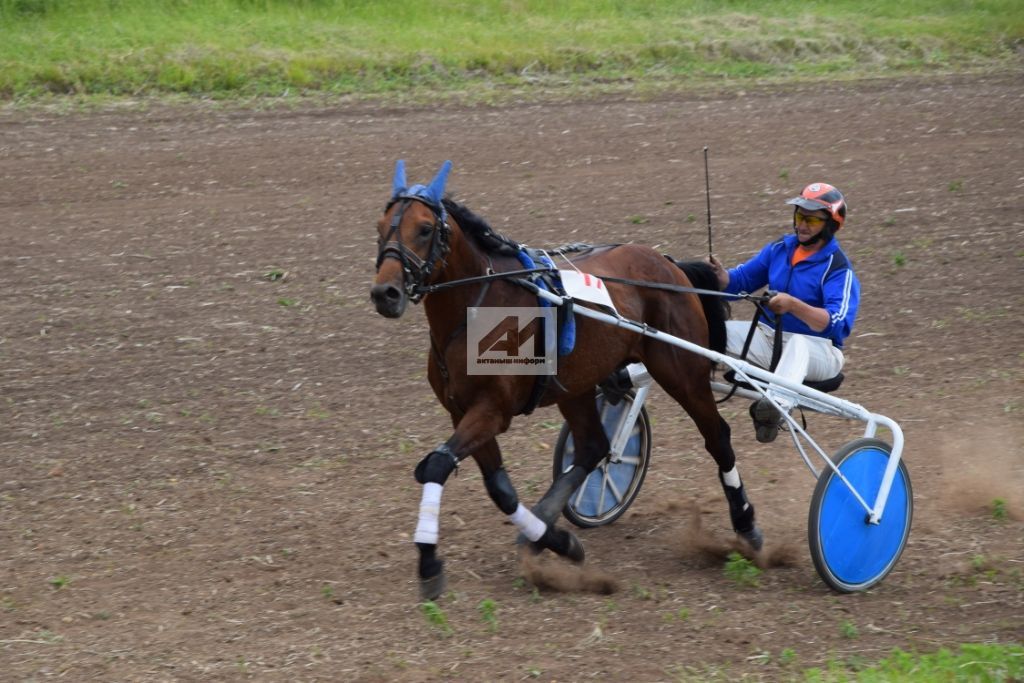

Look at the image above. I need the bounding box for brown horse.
[371,160,762,600]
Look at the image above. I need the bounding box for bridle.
[375,197,451,303]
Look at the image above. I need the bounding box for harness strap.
[589,273,727,298]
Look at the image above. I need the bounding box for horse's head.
[371,159,453,318]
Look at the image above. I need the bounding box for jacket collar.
[781,233,841,262]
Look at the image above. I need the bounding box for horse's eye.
[418,224,434,239]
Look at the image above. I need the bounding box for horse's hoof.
[545,527,585,563]
[739,526,764,552]
[563,529,585,564]
[419,571,447,601]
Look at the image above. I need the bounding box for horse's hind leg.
[517,389,610,555]
[473,438,584,564]
[646,353,764,551]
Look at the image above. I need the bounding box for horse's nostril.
[371,284,405,311]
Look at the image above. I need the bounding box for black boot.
[598,366,632,406]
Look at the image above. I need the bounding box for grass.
[803,643,1024,682]
[0,0,1021,103]
[723,551,761,587]
[48,575,70,589]
[419,600,452,637]
[477,598,498,633]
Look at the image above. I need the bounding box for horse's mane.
[442,197,522,256]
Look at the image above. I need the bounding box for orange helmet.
[786,183,847,229]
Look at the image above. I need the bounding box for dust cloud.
[934,418,1023,521]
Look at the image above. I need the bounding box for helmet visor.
[786,196,829,212]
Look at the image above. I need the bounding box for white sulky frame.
[531,286,905,526]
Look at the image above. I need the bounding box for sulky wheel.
[552,390,652,528]
[808,437,913,592]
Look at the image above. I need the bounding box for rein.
[414,267,556,295]
[415,264,774,308]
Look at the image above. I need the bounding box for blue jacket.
[724,234,860,348]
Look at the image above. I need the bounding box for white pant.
[725,321,844,411]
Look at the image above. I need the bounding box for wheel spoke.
[572,467,595,509]
[597,467,608,513]
[605,473,625,505]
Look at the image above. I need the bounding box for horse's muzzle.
[370,282,408,318]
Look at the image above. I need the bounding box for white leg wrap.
[509,503,547,542]
[413,482,443,545]
[722,466,741,489]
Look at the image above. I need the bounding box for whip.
[703,146,713,259]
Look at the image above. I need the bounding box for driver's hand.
[706,255,729,289]
[768,291,797,314]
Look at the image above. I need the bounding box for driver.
[707,183,861,443]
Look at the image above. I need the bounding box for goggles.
[794,213,827,228]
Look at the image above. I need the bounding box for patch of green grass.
[477,598,498,633]
[263,267,286,281]
[890,250,906,267]
[48,575,70,590]
[0,0,1020,102]
[631,583,653,600]
[803,643,1024,681]
[948,179,964,192]
[305,403,330,419]
[839,619,859,639]
[420,600,453,637]
[990,497,1008,521]
[662,607,690,623]
[723,551,761,588]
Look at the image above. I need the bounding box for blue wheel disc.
[809,438,912,592]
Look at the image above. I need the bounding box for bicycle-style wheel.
[808,438,913,592]
[552,391,652,528]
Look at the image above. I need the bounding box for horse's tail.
[672,259,728,354]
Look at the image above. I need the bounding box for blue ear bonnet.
[391,159,452,221]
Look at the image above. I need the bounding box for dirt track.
[2,73,1023,681]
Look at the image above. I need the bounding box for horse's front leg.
[412,403,582,601]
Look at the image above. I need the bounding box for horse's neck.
[423,223,489,334]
